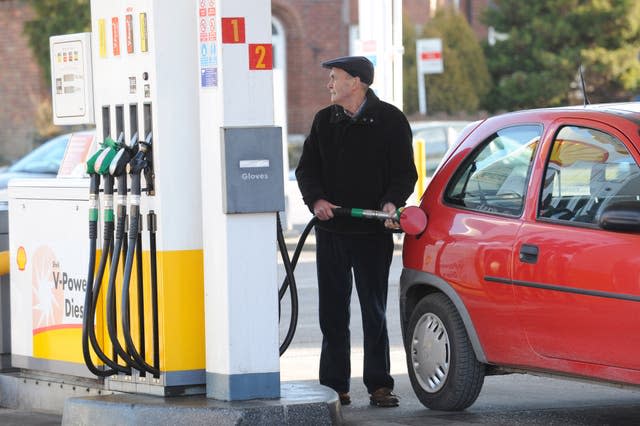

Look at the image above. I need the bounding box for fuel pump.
[81,129,160,379]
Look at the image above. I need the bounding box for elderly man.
[295,56,417,407]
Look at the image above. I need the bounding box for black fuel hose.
[119,151,160,376]
[148,210,160,376]
[82,174,119,377]
[277,214,318,355]
[104,178,147,372]
[277,206,408,355]
[135,220,147,376]
[85,174,131,374]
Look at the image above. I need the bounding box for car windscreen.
[8,134,69,174]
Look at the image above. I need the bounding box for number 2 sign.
[249,44,273,70]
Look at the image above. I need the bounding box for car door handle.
[519,244,539,264]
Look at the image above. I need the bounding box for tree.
[23,0,91,86]
[405,8,490,116]
[483,0,640,111]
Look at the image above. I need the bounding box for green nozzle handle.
[86,136,120,175]
[332,207,395,220]
[330,206,427,235]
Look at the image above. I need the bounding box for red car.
[401,103,640,411]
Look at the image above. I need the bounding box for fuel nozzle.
[128,131,154,194]
[109,132,138,177]
[128,132,150,173]
[332,206,427,235]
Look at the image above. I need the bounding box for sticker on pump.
[112,17,121,56]
[139,13,149,52]
[239,159,269,168]
[126,14,134,54]
[98,19,107,58]
[249,44,273,70]
[221,17,245,43]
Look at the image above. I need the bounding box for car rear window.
[445,125,542,216]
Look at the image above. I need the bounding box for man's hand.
[382,202,400,230]
[313,199,339,221]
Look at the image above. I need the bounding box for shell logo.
[17,246,27,271]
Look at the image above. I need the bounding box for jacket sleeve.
[295,112,327,211]
[380,110,418,208]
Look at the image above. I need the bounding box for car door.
[513,119,640,370]
[434,124,541,362]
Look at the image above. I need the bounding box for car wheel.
[406,293,485,411]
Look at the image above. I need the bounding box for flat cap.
[322,56,374,85]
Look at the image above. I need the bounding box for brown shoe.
[338,392,351,405]
[369,387,399,407]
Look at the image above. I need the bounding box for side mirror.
[598,200,640,232]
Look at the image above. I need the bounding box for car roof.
[489,102,640,126]
[410,120,471,129]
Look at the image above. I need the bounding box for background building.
[0,0,489,163]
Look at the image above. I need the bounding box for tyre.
[405,293,485,411]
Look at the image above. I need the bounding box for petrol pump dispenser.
[84,1,204,394]
[9,2,205,396]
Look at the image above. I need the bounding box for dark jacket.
[295,89,418,234]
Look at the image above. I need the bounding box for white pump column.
[198,0,281,400]
[356,0,403,108]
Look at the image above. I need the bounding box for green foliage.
[483,0,640,111]
[23,0,91,85]
[403,8,491,115]
[422,8,491,114]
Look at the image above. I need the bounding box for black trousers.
[315,228,395,394]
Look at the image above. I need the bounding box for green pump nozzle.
[86,134,122,175]
[95,134,124,175]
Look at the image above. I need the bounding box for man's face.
[326,67,356,107]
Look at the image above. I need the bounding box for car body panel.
[402,103,640,388]
[511,117,640,371]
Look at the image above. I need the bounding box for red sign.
[249,44,273,70]
[421,52,442,60]
[112,17,120,56]
[221,17,245,43]
[126,15,134,54]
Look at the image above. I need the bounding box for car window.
[445,125,541,216]
[414,127,448,174]
[538,125,640,224]
[9,134,69,174]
